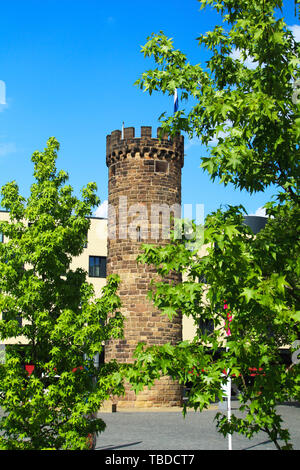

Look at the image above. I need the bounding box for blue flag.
[174,88,178,113]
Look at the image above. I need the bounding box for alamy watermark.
[0,80,6,105]
[292,79,300,105]
[96,197,204,249]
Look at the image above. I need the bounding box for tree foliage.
[0,138,124,449]
[129,0,300,450]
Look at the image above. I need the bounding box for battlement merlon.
[106,126,184,167]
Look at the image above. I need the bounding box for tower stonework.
[105,126,184,408]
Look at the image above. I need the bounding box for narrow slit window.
[136,226,141,242]
[110,165,116,177]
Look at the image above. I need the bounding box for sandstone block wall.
[105,126,184,408]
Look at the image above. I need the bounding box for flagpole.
[226,347,232,451]
[224,303,232,450]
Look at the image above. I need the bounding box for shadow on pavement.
[243,439,273,450]
[280,401,300,408]
[96,441,143,450]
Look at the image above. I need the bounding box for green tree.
[127,0,300,449]
[0,138,124,450]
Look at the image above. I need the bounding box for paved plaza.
[95,402,300,451]
[0,401,299,451]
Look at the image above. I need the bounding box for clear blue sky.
[0,0,298,220]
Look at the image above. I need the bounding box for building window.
[0,232,3,243]
[136,226,141,242]
[155,160,169,174]
[198,319,214,336]
[89,256,106,278]
[1,311,22,328]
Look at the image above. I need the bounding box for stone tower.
[105,125,184,408]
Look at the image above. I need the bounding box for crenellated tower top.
[106,126,184,168]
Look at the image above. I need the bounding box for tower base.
[101,376,183,411]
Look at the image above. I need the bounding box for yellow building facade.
[0,210,197,356]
